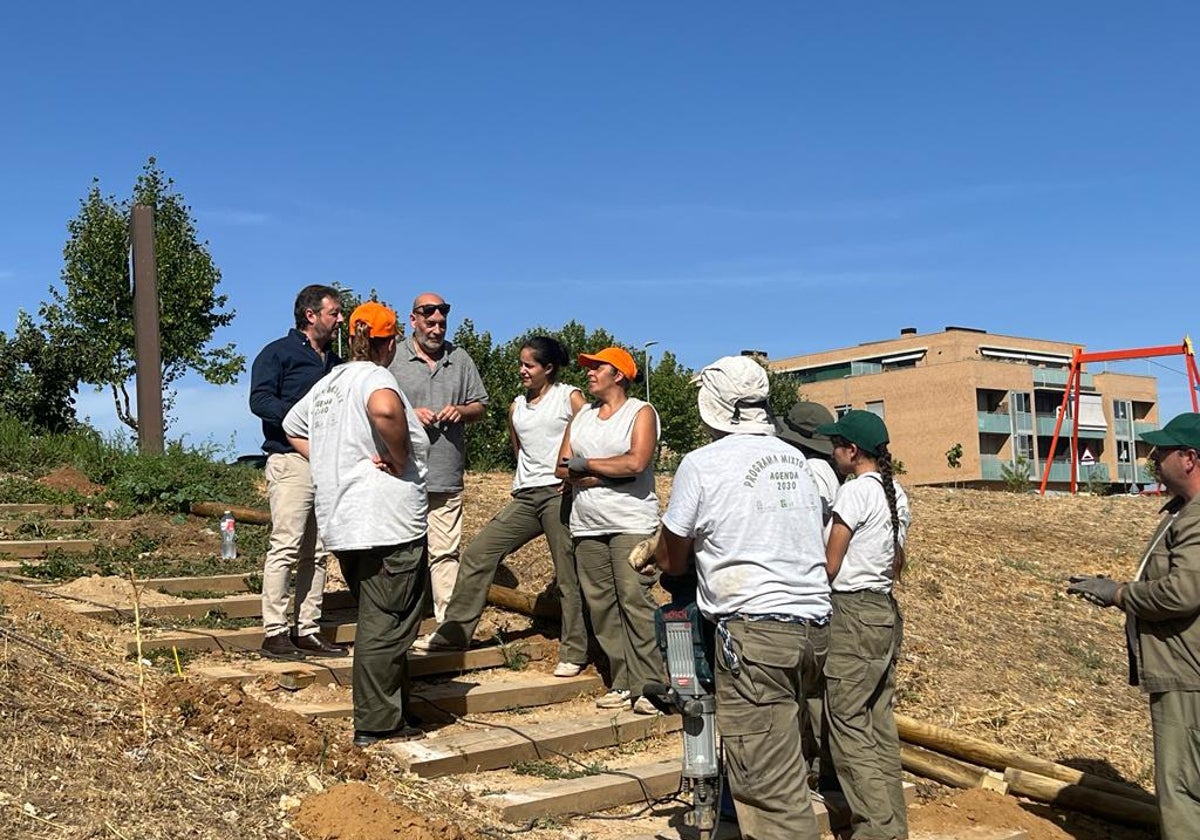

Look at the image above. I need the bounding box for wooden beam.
[287,673,603,722]
[123,613,436,653]
[0,539,96,559]
[189,502,271,525]
[188,640,549,686]
[74,589,357,622]
[479,760,683,823]
[383,710,683,777]
[142,573,260,594]
[0,519,126,534]
[614,783,916,840]
[0,504,72,516]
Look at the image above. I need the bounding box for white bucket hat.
[694,355,776,436]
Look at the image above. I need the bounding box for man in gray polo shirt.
[388,292,488,622]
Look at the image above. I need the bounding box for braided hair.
[348,320,375,362]
[875,442,906,583]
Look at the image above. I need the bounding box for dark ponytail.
[522,336,570,383]
[876,443,906,583]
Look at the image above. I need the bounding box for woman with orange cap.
[284,301,431,747]
[556,346,664,715]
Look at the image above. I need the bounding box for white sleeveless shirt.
[511,382,580,492]
[568,397,659,536]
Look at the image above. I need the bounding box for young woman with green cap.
[814,408,911,840]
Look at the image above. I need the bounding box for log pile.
[894,713,1157,827]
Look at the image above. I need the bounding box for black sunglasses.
[413,303,451,317]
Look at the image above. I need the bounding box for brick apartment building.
[768,327,1160,489]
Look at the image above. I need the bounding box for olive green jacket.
[1122,494,1200,693]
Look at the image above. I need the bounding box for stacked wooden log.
[894,713,1157,828]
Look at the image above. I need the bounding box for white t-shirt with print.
[662,434,831,622]
[829,471,910,594]
[283,361,430,552]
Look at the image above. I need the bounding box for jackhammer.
[643,568,722,839]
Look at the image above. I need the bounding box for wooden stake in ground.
[128,569,149,742]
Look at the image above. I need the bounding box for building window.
[866,400,885,419]
[835,404,852,418]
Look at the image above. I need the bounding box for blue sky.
[2,3,1198,453]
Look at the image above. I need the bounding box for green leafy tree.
[41,158,244,432]
[0,311,80,432]
[945,442,963,488]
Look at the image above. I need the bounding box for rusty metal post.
[131,204,164,454]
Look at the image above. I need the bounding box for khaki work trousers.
[336,539,428,733]
[438,485,587,665]
[427,491,463,623]
[574,533,663,696]
[825,591,908,840]
[262,452,328,638]
[716,618,828,840]
[1150,689,1200,840]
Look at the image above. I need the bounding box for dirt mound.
[36,464,104,495]
[295,782,473,840]
[910,788,1071,839]
[155,678,368,780]
[0,580,118,646]
[53,574,187,607]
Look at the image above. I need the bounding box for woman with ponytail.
[814,409,910,840]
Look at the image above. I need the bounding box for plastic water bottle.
[220,511,237,560]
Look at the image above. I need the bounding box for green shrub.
[105,443,262,513]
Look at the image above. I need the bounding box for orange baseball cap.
[578,347,638,380]
[349,301,399,338]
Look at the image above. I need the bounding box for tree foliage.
[41,158,244,432]
[0,311,80,433]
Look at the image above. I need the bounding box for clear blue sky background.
[2,3,1197,454]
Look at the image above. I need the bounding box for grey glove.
[1066,574,1120,608]
[565,455,589,474]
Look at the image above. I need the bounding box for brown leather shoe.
[292,633,348,658]
[261,633,304,660]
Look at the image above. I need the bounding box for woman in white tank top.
[413,337,590,676]
[557,346,664,714]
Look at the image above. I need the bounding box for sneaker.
[411,632,464,653]
[553,662,585,678]
[632,696,660,716]
[260,633,304,660]
[595,689,632,709]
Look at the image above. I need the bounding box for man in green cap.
[1067,412,1200,839]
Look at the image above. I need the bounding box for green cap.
[1140,413,1200,450]
[814,410,890,456]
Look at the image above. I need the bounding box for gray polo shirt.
[388,339,488,493]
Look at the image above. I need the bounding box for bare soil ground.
[0,474,1167,839]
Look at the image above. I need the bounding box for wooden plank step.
[383,710,684,778]
[143,573,260,594]
[620,782,917,839]
[0,504,72,516]
[479,759,683,823]
[124,615,438,654]
[287,673,603,722]
[73,588,357,622]
[0,539,96,559]
[913,830,1028,840]
[0,519,128,533]
[189,639,542,685]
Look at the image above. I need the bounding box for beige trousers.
[261,452,329,638]
[427,490,463,623]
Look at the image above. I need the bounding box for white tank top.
[568,397,659,536]
[511,382,580,492]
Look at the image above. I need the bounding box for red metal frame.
[1038,338,1200,495]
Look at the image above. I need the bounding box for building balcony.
[1032,368,1094,389]
[977,412,1012,434]
[1034,417,1106,439]
[1114,418,1132,439]
[1135,421,1158,437]
[979,456,1112,483]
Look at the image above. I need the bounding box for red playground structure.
[1038,338,1200,496]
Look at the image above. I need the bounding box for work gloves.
[1066,574,1120,608]
[564,455,589,474]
